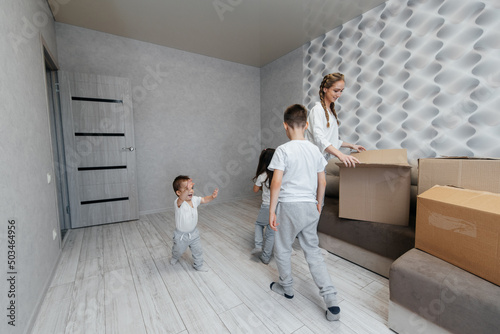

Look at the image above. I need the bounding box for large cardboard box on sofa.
[336,149,411,226]
[416,185,500,286]
[418,157,500,195]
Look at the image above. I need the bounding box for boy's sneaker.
[251,247,262,255]
[170,258,178,265]
[270,282,294,299]
[326,306,341,321]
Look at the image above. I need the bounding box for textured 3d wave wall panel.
[304,0,500,164]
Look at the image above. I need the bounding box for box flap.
[337,149,410,167]
[434,156,500,161]
[336,162,411,169]
[418,186,500,215]
[417,158,500,195]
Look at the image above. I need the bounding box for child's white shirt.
[174,196,202,232]
[268,140,327,203]
[255,172,271,206]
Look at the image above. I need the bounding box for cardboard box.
[336,149,411,225]
[418,157,500,195]
[416,186,500,286]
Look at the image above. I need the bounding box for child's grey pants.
[274,202,338,306]
[255,204,275,262]
[171,227,204,270]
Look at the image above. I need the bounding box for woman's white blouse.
[305,102,343,160]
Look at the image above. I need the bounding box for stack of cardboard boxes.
[336,151,500,286]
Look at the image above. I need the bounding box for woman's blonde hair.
[319,73,344,127]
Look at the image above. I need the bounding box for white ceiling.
[49,0,387,67]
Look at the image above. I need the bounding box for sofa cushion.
[325,174,339,198]
[390,248,500,334]
[317,196,415,260]
[325,158,341,176]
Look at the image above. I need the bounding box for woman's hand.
[338,152,360,167]
[351,144,366,152]
[325,144,361,167]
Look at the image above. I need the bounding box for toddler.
[170,175,218,272]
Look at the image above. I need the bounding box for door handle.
[122,147,135,151]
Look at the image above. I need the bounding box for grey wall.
[0,1,60,333]
[4,0,500,331]
[260,47,304,150]
[55,23,261,214]
[303,0,500,165]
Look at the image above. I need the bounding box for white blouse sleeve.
[308,105,340,153]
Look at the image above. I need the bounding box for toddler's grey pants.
[172,227,204,270]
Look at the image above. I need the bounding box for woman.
[305,73,366,167]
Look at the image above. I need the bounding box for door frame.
[43,39,72,242]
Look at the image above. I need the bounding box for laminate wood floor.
[31,196,394,334]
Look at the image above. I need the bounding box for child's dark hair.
[173,175,190,193]
[252,148,275,188]
[284,104,307,129]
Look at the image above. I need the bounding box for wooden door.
[59,72,138,228]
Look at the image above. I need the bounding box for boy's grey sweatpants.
[274,202,338,306]
[171,227,204,270]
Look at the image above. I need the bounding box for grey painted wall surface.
[304,0,500,164]
[260,47,304,150]
[55,23,261,214]
[0,1,60,333]
[4,0,500,331]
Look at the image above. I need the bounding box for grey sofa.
[317,159,418,277]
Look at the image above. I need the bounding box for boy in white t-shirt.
[170,175,218,272]
[268,104,341,321]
